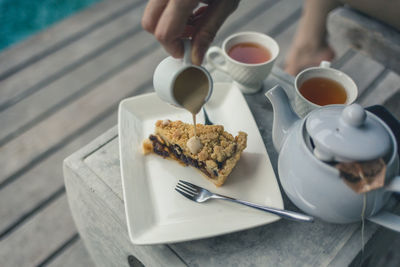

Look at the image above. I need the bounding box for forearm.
[299,0,341,43]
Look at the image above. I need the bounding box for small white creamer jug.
[153,39,213,113]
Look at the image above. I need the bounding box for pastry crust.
[143,120,247,186]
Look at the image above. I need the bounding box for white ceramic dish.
[118,82,283,245]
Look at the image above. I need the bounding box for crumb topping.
[148,120,247,186]
[155,120,247,163]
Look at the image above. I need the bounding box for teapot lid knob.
[342,104,366,127]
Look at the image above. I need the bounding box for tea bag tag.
[336,158,386,194]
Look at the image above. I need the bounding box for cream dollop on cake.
[162,119,171,126]
[187,136,202,154]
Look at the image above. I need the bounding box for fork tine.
[175,188,196,200]
[177,181,198,194]
[179,180,202,190]
[176,184,197,196]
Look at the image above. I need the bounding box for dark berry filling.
[149,134,225,178]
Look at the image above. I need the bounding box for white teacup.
[205,31,279,94]
[294,61,358,117]
[153,39,213,110]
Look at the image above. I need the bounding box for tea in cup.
[153,39,213,115]
[228,42,272,64]
[294,61,358,117]
[205,31,279,94]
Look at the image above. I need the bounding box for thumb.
[192,30,214,66]
[191,0,240,66]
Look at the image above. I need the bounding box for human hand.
[142,0,240,65]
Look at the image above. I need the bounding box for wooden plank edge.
[45,238,95,267]
[36,233,80,267]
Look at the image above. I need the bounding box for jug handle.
[368,211,400,232]
[183,39,192,65]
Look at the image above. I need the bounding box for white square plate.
[119,83,283,245]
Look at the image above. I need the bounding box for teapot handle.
[385,176,400,193]
[366,105,400,232]
[370,176,400,232]
[371,176,400,233]
[368,211,400,232]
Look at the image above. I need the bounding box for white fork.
[175,180,314,222]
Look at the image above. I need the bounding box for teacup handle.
[206,46,229,73]
[320,61,331,68]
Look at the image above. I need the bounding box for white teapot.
[265,85,400,231]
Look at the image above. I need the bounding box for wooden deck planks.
[0,112,116,236]
[0,2,149,143]
[214,0,279,43]
[360,70,400,109]
[0,0,140,82]
[0,195,77,267]
[230,0,302,37]
[340,52,385,96]
[46,239,95,267]
[0,1,144,111]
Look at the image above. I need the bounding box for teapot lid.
[306,104,391,162]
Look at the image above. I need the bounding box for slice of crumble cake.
[143,120,247,186]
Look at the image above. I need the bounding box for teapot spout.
[265,85,300,153]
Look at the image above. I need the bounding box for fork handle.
[212,194,314,222]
